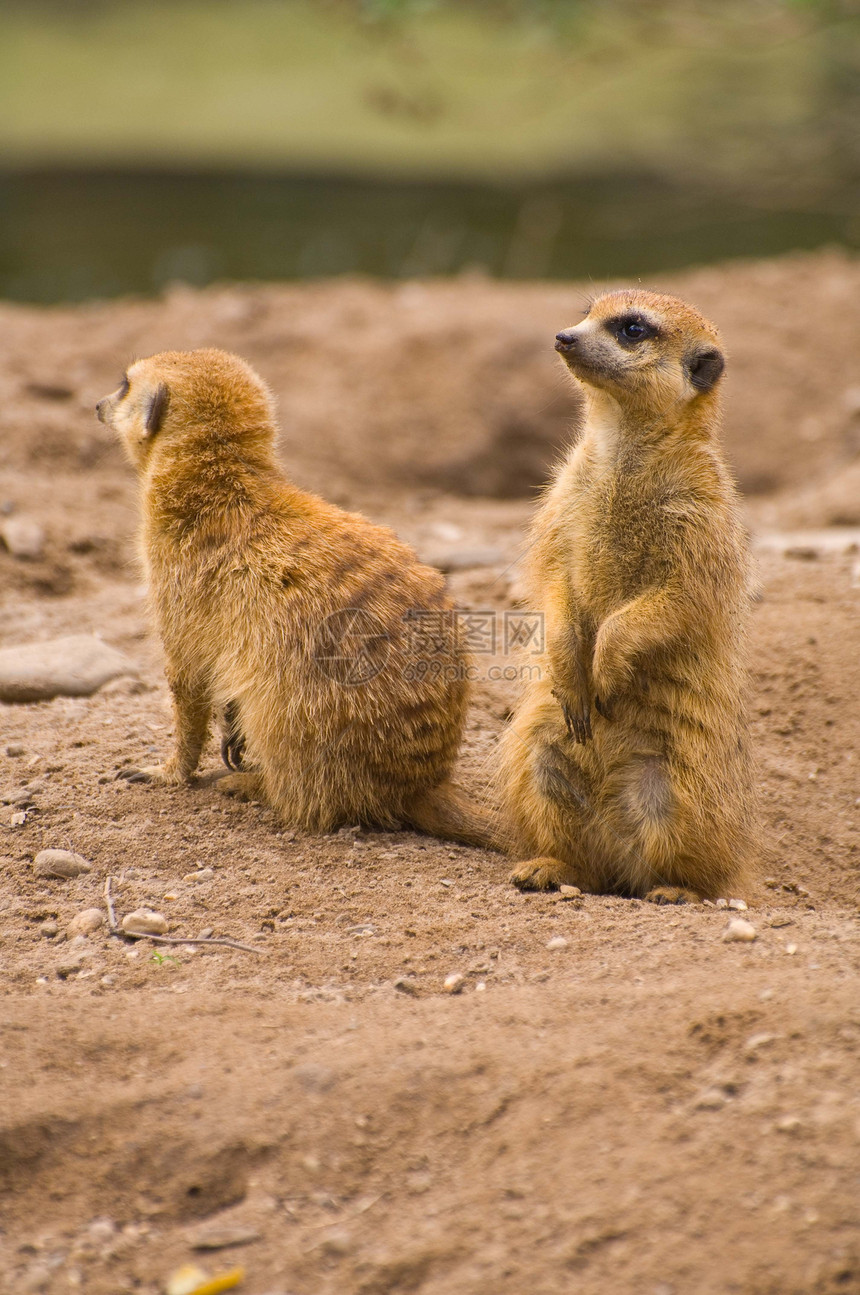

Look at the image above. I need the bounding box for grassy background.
[0,0,856,195]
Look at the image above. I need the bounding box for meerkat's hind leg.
[644,886,702,905]
[216,772,265,801]
[405,780,502,850]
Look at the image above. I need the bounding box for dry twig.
[104,875,264,954]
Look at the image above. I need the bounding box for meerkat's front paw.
[216,772,264,801]
[117,762,187,786]
[551,687,592,744]
[644,886,702,905]
[510,856,573,891]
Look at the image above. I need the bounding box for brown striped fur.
[96,348,489,842]
[499,291,757,902]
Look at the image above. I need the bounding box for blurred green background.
[0,0,857,300]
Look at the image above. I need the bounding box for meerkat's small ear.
[145,383,170,436]
[687,348,724,393]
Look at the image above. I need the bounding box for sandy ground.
[1,251,859,1295]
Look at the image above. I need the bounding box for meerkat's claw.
[220,732,246,771]
[117,767,154,783]
[553,690,592,744]
[118,764,186,785]
[509,857,571,891]
[644,886,702,905]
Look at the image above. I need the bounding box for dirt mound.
[1,249,858,509]
[1,251,859,1295]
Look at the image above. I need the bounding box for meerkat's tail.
[405,781,503,851]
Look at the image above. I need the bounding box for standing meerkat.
[499,289,756,902]
[96,347,488,843]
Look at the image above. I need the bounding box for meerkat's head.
[96,348,276,472]
[554,290,725,417]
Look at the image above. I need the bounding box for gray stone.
[67,908,105,937]
[394,976,420,997]
[0,635,137,703]
[34,849,92,879]
[1,516,45,560]
[421,546,506,573]
[722,917,757,943]
[293,1064,337,1093]
[121,908,168,937]
[190,1223,261,1250]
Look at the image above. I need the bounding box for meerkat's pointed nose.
[555,330,578,353]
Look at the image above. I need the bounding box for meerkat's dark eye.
[606,314,658,347]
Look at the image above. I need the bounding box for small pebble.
[728,898,748,911]
[184,868,215,883]
[190,1223,261,1250]
[1,516,45,560]
[10,810,28,826]
[722,917,757,943]
[165,1265,210,1295]
[423,545,505,572]
[715,897,728,909]
[67,908,105,938]
[19,1264,52,1294]
[443,972,465,994]
[786,942,798,955]
[393,976,419,996]
[694,1087,727,1110]
[6,743,25,757]
[34,849,92,879]
[198,927,214,939]
[100,975,116,987]
[546,935,568,950]
[559,884,582,898]
[38,919,59,938]
[87,1218,116,1243]
[2,785,36,806]
[121,908,168,937]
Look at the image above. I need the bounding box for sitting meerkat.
[498,289,756,902]
[96,347,489,843]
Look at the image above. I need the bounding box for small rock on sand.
[722,917,757,943]
[190,1223,261,1250]
[67,908,105,937]
[0,635,137,703]
[0,516,45,560]
[121,908,168,937]
[421,546,505,573]
[546,935,569,950]
[394,976,419,996]
[443,972,465,994]
[34,849,92,879]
